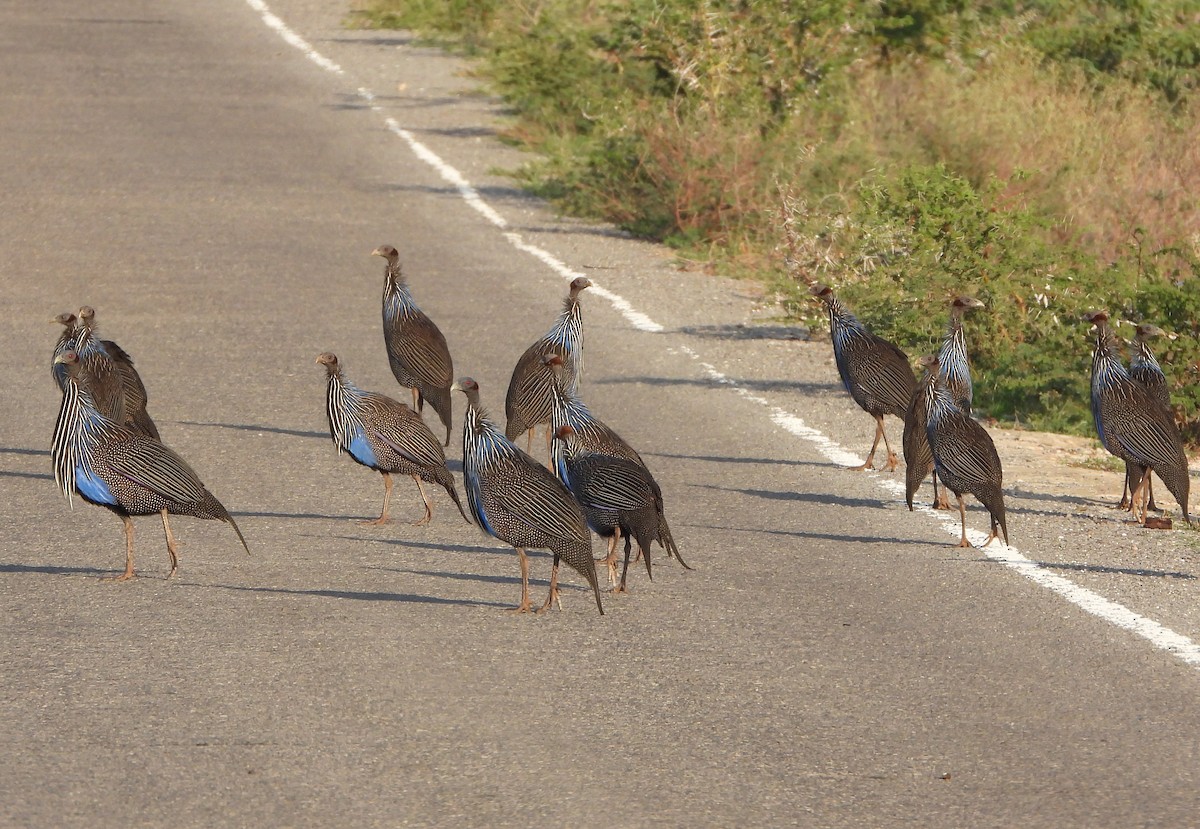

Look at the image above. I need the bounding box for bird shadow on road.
[374,566,587,593]
[0,562,111,577]
[683,522,934,547]
[379,180,530,205]
[0,469,53,482]
[1033,560,1197,580]
[197,582,508,608]
[513,223,636,240]
[678,323,810,342]
[1004,488,1112,516]
[776,529,936,547]
[1007,487,1104,508]
[645,451,838,470]
[1002,494,1126,522]
[331,536,550,561]
[327,34,416,48]
[0,446,49,458]
[177,421,326,440]
[695,483,891,511]
[234,510,364,521]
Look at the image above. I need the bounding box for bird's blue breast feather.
[76,465,117,506]
[348,430,378,467]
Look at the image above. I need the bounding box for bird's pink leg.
[537,555,562,614]
[954,495,971,548]
[508,548,532,613]
[161,510,180,579]
[410,475,433,526]
[102,516,138,582]
[362,472,394,526]
[852,415,884,471]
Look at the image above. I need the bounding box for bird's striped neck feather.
[383,268,420,320]
[51,378,119,506]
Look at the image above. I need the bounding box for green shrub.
[793,163,1198,438]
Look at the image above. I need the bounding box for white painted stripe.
[245,0,343,74]
[503,233,665,333]
[255,4,1200,670]
[382,118,511,228]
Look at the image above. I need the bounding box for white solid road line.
[248,0,1200,671]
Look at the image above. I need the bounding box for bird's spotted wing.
[105,434,210,504]
[1113,415,1184,472]
[935,418,1001,486]
[390,313,453,387]
[569,455,652,511]
[363,393,446,468]
[490,455,588,540]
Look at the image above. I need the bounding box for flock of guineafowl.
[49,245,688,616]
[46,247,1192,616]
[810,282,1192,547]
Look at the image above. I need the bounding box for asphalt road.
[3,2,1200,827]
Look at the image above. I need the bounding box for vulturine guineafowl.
[1084,311,1189,526]
[505,276,591,455]
[1122,323,1170,511]
[51,351,248,581]
[938,295,986,413]
[72,306,160,440]
[374,245,455,446]
[920,355,1008,548]
[50,311,77,387]
[453,377,603,615]
[811,284,916,471]
[904,295,983,510]
[903,358,948,512]
[55,307,179,572]
[555,425,686,593]
[542,354,689,584]
[317,352,467,527]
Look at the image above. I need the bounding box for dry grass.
[838,45,1200,267]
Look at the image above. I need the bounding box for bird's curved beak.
[370,246,386,258]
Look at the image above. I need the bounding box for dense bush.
[785,159,1200,436]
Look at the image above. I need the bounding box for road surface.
[2,1,1199,826]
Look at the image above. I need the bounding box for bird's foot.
[1114,498,1130,510]
[101,571,137,583]
[506,601,532,614]
[359,516,392,527]
[955,539,972,549]
[932,499,952,511]
[535,590,561,614]
[883,452,900,472]
[848,461,874,471]
[409,515,432,527]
